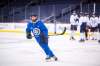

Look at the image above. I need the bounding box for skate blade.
[46,58,58,62]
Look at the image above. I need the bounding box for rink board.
[0,23,80,35]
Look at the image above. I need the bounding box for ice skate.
[45,56,58,62]
[45,57,51,62]
[98,40,100,43]
[52,56,58,61]
[70,37,75,40]
[79,39,85,42]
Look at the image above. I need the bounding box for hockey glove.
[26,32,32,39]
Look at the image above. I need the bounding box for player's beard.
[32,19,37,23]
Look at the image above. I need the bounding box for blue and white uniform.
[90,17,98,32]
[70,14,79,30]
[90,16,98,40]
[79,15,90,41]
[26,20,55,57]
[98,16,100,41]
[98,16,100,32]
[70,13,79,40]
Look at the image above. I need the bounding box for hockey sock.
[91,32,94,40]
[98,32,100,40]
[80,33,85,40]
[70,31,75,38]
[94,32,98,40]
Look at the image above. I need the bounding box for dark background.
[0,0,100,23]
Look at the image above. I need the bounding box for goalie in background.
[70,11,79,40]
[26,15,58,61]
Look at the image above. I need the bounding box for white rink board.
[0,23,71,33]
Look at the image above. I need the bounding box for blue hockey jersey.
[26,20,48,44]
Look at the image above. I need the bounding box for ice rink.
[0,32,100,66]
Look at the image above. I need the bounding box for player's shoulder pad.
[37,20,44,24]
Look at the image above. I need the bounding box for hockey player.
[90,14,98,40]
[84,13,90,40]
[70,11,79,40]
[26,15,58,61]
[98,15,100,43]
[79,12,86,42]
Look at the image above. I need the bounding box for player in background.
[70,11,79,40]
[98,15,100,43]
[79,12,86,42]
[84,13,90,40]
[26,15,58,61]
[90,14,98,40]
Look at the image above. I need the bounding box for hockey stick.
[48,27,66,36]
[30,27,66,38]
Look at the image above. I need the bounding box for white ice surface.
[0,32,100,66]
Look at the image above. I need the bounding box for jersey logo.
[33,28,40,36]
